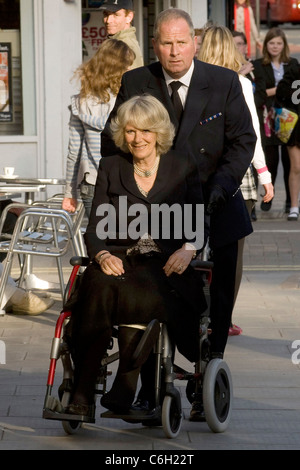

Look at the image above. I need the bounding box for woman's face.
[266,36,284,60]
[124,124,157,162]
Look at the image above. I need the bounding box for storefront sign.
[0,43,12,122]
[82,11,107,61]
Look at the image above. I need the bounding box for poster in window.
[82,11,107,61]
[0,43,12,122]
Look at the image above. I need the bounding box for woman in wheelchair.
[65,95,207,418]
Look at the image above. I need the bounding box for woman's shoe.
[251,207,257,221]
[287,210,299,221]
[101,391,130,413]
[228,324,243,336]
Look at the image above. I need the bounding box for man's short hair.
[153,8,195,41]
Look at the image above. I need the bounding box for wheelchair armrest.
[191,259,214,270]
[70,256,90,267]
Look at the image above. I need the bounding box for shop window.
[0,0,22,135]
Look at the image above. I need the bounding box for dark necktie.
[170,81,183,123]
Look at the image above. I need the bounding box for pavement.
[0,163,300,452]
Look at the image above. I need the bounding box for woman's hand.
[261,182,274,203]
[62,197,77,213]
[239,61,254,76]
[163,246,195,277]
[96,251,124,276]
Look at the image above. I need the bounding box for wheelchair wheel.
[62,419,82,435]
[60,389,82,435]
[202,358,232,433]
[162,392,182,439]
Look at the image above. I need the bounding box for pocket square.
[200,112,222,126]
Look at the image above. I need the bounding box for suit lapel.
[143,61,211,146]
[141,63,179,129]
[175,61,210,146]
[119,154,147,201]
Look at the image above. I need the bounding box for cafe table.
[0,176,65,204]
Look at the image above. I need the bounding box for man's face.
[233,36,248,57]
[103,9,133,35]
[152,18,197,79]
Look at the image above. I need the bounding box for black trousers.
[209,240,238,354]
[264,144,290,204]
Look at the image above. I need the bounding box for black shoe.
[65,402,94,418]
[101,393,129,413]
[251,207,257,221]
[260,200,272,211]
[131,398,151,411]
[189,401,206,422]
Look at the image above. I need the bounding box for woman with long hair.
[233,0,262,58]
[253,27,298,213]
[62,39,135,217]
[277,62,300,220]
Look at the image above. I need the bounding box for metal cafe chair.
[0,202,86,308]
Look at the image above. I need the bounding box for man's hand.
[206,185,227,215]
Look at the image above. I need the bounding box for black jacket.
[101,60,256,248]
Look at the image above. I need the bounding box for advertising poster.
[0,42,12,122]
[82,10,108,61]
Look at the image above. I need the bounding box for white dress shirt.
[163,61,194,109]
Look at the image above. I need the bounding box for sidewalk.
[0,167,300,451]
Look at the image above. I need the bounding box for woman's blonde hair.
[72,39,135,103]
[198,25,246,72]
[110,95,175,155]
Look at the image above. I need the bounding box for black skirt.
[70,251,207,362]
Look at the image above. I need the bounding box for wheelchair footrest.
[43,408,95,423]
[101,406,161,423]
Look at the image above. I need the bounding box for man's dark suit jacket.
[101,59,257,248]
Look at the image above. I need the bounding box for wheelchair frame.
[42,256,232,438]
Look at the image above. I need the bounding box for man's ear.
[126,10,134,24]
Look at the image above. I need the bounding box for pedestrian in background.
[62,39,135,218]
[276,62,300,220]
[232,29,259,221]
[253,27,298,213]
[99,0,143,69]
[233,0,262,59]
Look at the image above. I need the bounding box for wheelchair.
[42,255,232,439]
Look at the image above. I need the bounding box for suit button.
[200,148,205,154]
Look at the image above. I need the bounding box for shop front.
[0,0,224,190]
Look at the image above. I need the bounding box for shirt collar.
[162,61,194,88]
